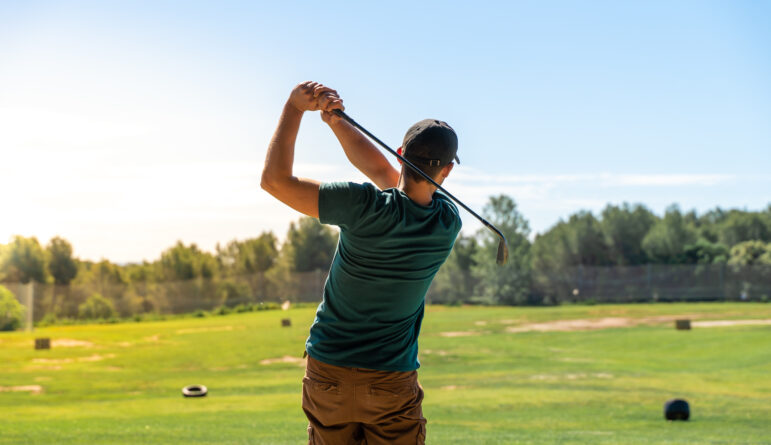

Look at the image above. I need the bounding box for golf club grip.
[331,109,508,247]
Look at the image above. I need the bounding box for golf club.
[332,109,509,265]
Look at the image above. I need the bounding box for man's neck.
[397,174,436,206]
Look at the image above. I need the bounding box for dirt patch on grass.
[31,353,116,365]
[439,331,480,337]
[507,315,700,333]
[176,326,243,335]
[692,319,771,327]
[507,316,771,333]
[51,339,94,348]
[422,349,449,356]
[0,385,43,395]
[441,385,464,390]
[143,335,160,342]
[259,356,306,367]
[531,372,614,381]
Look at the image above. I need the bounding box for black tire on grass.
[182,385,208,398]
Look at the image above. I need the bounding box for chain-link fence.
[2,264,769,327]
[1,270,328,324]
[530,264,771,304]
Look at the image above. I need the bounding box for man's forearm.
[262,102,303,186]
[329,119,395,182]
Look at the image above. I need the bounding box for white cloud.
[451,169,735,187]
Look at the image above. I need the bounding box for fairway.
[1,303,770,445]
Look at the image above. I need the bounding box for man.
[261,81,461,444]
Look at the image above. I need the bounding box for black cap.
[402,119,460,167]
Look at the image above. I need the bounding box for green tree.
[471,195,532,305]
[217,232,278,275]
[642,205,697,264]
[601,203,656,265]
[78,293,116,320]
[0,285,25,331]
[46,237,78,285]
[432,234,479,304]
[727,241,771,266]
[45,237,79,317]
[160,242,219,281]
[682,239,729,264]
[3,236,48,283]
[717,211,771,247]
[285,217,337,272]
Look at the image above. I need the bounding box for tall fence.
[2,270,328,324]
[2,264,769,327]
[530,264,771,304]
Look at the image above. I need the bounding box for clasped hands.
[288,81,345,125]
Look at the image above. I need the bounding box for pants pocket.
[303,376,345,427]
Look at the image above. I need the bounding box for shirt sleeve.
[435,191,463,235]
[318,182,376,231]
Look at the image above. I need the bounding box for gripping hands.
[288,81,345,124]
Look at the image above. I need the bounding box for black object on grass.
[664,399,689,420]
[332,109,508,265]
[182,385,208,398]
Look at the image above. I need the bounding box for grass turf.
[1,303,770,444]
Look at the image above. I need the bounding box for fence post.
[25,282,34,332]
[646,264,652,300]
[719,263,725,299]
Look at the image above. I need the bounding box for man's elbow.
[260,171,278,193]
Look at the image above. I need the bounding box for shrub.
[78,293,116,320]
[256,302,281,311]
[217,280,251,308]
[0,285,25,331]
[214,305,232,316]
[39,312,59,327]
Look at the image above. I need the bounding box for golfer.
[261,81,461,444]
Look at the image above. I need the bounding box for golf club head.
[497,238,509,265]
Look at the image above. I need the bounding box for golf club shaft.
[332,109,507,244]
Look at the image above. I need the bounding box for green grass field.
[1,303,770,444]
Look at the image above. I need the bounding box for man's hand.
[288,81,344,118]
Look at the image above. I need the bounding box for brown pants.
[302,356,426,444]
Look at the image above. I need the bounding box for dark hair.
[402,163,445,183]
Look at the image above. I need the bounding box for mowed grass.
[1,303,770,445]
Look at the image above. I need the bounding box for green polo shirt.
[305,181,462,371]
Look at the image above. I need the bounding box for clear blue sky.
[1,1,769,262]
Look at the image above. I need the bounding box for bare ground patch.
[0,385,43,395]
[259,356,306,367]
[439,331,480,337]
[692,319,771,327]
[530,372,614,381]
[422,349,449,356]
[51,339,94,348]
[31,353,116,365]
[176,326,244,335]
[507,316,771,333]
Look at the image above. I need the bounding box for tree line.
[1,197,770,327]
[433,198,771,305]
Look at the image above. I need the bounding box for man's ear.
[440,162,454,179]
[396,146,404,165]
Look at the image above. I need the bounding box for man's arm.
[261,82,343,218]
[321,113,400,190]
